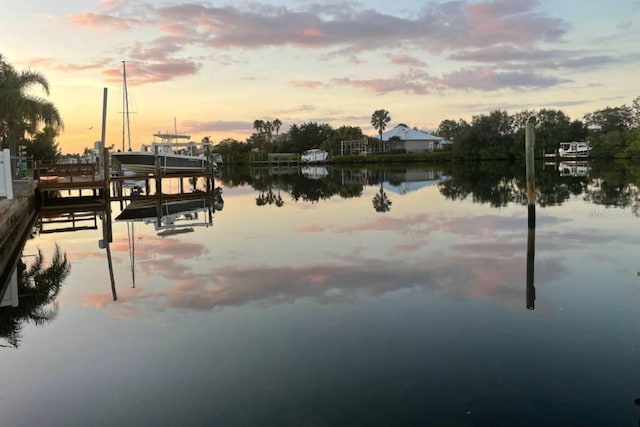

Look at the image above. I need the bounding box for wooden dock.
[35,161,218,213]
[35,162,107,213]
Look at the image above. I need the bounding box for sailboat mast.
[122,60,132,151]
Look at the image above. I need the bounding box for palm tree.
[371,109,391,145]
[256,191,267,206]
[274,189,284,207]
[272,118,282,136]
[263,120,273,140]
[0,244,70,348]
[372,181,392,213]
[0,55,63,162]
[253,119,265,135]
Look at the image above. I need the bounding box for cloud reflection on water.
[81,211,572,317]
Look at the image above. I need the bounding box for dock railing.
[35,162,98,182]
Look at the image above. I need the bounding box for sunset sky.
[2,0,639,154]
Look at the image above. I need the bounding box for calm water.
[2,161,640,426]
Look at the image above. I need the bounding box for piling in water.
[525,116,536,310]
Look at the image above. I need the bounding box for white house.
[378,125,444,153]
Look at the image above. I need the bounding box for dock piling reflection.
[525,116,536,310]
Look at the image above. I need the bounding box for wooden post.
[525,116,536,310]
[154,145,162,228]
[99,88,113,243]
[525,116,536,228]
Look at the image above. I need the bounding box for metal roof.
[378,125,442,142]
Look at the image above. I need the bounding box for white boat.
[558,141,591,158]
[112,133,216,174]
[301,149,329,163]
[301,166,328,179]
[111,62,217,175]
[115,189,223,234]
[558,161,590,177]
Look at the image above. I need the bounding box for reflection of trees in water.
[0,245,71,348]
[438,162,593,208]
[437,161,640,214]
[256,189,284,207]
[246,169,363,204]
[581,164,640,215]
[372,182,392,212]
[226,161,640,213]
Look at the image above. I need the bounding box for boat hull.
[558,142,591,159]
[115,198,214,221]
[301,150,329,163]
[113,152,211,174]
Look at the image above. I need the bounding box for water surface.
[2,161,640,426]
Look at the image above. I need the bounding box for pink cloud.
[291,81,325,89]
[295,224,328,232]
[387,54,426,67]
[333,76,431,95]
[55,1,585,91]
[68,12,141,31]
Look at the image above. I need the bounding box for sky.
[2,0,639,154]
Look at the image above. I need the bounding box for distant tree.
[624,127,640,158]
[26,126,61,162]
[584,106,634,133]
[511,110,537,132]
[272,118,282,135]
[589,130,628,158]
[436,119,469,142]
[263,120,273,140]
[252,119,265,134]
[288,122,334,152]
[371,109,391,141]
[323,125,363,155]
[534,109,575,152]
[632,96,640,128]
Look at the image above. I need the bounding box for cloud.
[87,210,640,318]
[291,81,325,89]
[387,54,427,67]
[67,0,567,56]
[25,57,113,72]
[333,69,433,95]
[450,45,618,71]
[434,67,570,90]
[102,57,201,85]
[82,247,565,318]
[54,0,613,91]
[180,120,254,134]
[67,12,143,31]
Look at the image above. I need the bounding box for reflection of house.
[384,169,450,194]
[379,125,444,153]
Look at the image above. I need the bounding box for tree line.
[2,54,639,162]
[436,102,640,160]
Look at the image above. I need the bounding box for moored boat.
[115,188,223,234]
[558,141,591,158]
[301,149,329,163]
[112,133,217,174]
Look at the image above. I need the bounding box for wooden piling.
[154,145,162,227]
[525,116,536,229]
[525,116,536,310]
